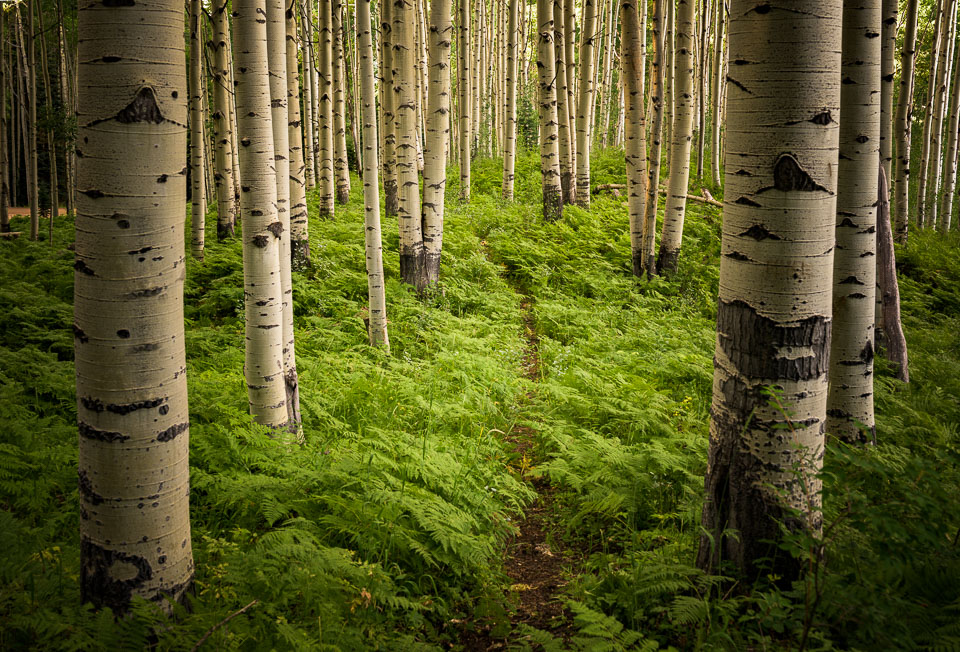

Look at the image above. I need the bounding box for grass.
[0,148,958,649]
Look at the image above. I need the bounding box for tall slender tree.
[537,0,563,221]
[710,0,725,188]
[893,0,919,242]
[924,0,958,228]
[938,38,960,231]
[210,0,236,240]
[24,0,39,240]
[643,0,666,276]
[698,0,841,579]
[826,0,881,444]
[288,0,310,266]
[575,0,598,208]
[553,0,575,204]
[458,0,471,201]
[318,0,336,218]
[234,0,290,432]
[622,0,647,277]
[916,0,945,229]
[503,0,519,201]
[75,0,195,611]
[879,0,896,186]
[357,0,389,350]
[657,0,695,274]
[333,0,351,204]
[189,0,205,260]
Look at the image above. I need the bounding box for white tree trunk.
[537,0,563,221]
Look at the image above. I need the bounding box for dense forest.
[1,0,959,648]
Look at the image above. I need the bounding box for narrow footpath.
[459,257,579,649]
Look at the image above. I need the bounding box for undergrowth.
[0,148,958,649]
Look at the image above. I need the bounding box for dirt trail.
[457,275,578,649]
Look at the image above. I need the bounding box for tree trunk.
[826,0,881,444]
[876,166,909,382]
[35,2,58,245]
[211,0,236,240]
[423,0,452,286]
[537,0,563,221]
[879,0,896,188]
[564,0,577,183]
[710,0,725,188]
[57,0,75,218]
[643,0,666,276]
[0,5,8,232]
[266,0,302,437]
[317,0,335,218]
[893,0,919,242]
[503,0,519,201]
[458,0,471,201]
[300,1,317,188]
[75,0,195,612]
[622,0,647,278]
[663,0,675,172]
[396,0,426,288]
[916,0,945,229]
[928,0,958,228]
[333,0,351,204]
[288,0,310,266]
[938,35,960,232]
[697,0,841,580]
[381,0,400,215]
[234,0,290,432]
[357,0,390,350]
[23,1,39,240]
[575,0,598,208]
[696,0,708,180]
[656,0,695,275]
[553,0,575,204]
[189,0,205,260]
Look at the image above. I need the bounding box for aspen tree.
[307,0,323,184]
[35,2,58,244]
[643,0,666,276]
[537,0,563,221]
[599,0,616,149]
[75,0,195,611]
[698,0,841,579]
[396,0,426,287]
[917,0,945,229]
[622,0,647,278]
[234,0,289,431]
[357,0,390,350]
[575,0,598,208]
[189,0,205,260]
[423,0,453,285]
[23,1,39,240]
[503,0,519,200]
[301,1,317,188]
[893,0,918,242]
[879,0,896,186]
[0,8,6,234]
[695,0,708,180]
[924,0,957,228]
[553,0,574,203]
[288,0,310,266]
[381,0,400,215]
[57,0,75,218]
[317,0,335,218]
[938,41,960,231]
[826,0,881,444]
[333,0,350,204]
[210,0,236,240]
[266,0,302,434]
[657,0,694,275]
[563,0,577,179]
[710,0,724,188]
[663,0,674,167]
[458,0,471,201]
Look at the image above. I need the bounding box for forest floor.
[1,150,959,650]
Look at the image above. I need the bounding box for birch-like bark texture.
[657,0,695,275]
[211,0,236,240]
[938,39,960,232]
[916,0,945,229]
[300,1,317,188]
[395,0,426,287]
[826,0,881,444]
[36,3,58,243]
[697,0,841,578]
[357,0,389,351]
[710,0,725,188]
[643,0,666,276]
[333,0,351,204]
[189,0,205,260]
[266,0,302,436]
[575,0,597,208]
[563,0,577,182]
[893,0,919,242]
[318,0,335,218]
[234,0,289,431]
[553,0,575,205]
[458,0,471,201]
[696,0,708,180]
[25,0,39,240]
[75,0,194,611]
[622,0,647,277]
[288,1,310,267]
[663,0,674,168]
[423,0,453,286]
[502,0,519,200]
[381,0,399,215]
[924,0,958,229]
[876,167,909,382]
[537,0,563,222]
[879,0,896,186]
